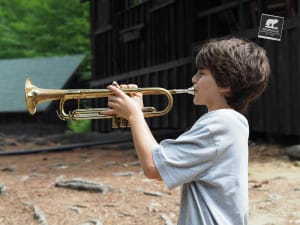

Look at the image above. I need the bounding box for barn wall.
[89,0,300,135]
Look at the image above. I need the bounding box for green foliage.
[0,0,90,59]
[66,119,92,134]
[0,0,92,131]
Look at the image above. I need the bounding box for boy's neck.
[206,95,231,112]
[207,104,231,112]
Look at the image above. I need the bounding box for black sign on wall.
[258,14,284,41]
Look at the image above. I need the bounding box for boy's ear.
[219,87,231,96]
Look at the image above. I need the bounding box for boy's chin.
[193,99,207,108]
[193,98,203,106]
[193,99,197,105]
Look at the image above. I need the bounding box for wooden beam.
[149,0,175,13]
[284,16,300,30]
[93,25,112,36]
[90,57,192,87]
[196,0,250,18]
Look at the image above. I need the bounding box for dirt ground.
[0,132,300,225]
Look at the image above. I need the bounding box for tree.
[0,0,90,58]
[0,0,92,133]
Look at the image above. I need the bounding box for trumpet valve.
[119,118,129,128]
[112,116,129,128]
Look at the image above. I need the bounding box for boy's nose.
[192,74,197,83]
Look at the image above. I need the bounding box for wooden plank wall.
[248,17,300,135]
[90,0,205,132]
[91,59,205,132]
[89,0,300,135]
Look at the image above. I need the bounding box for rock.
[66,206,81,213]
[160,213,174,225]
[21,173,45,182]
[267,193,282,202]
[0,182,7,193]
[33,205,48,225]
[287,145,300,160]
[294,161,300,167]
[147,202,161,213]
[143,191,163,197]
[1,166,16,172]
[248,180,269,189]
[104,161,118,167]
[55,177,111,193]
[112,172,134,177]
[5,140,17,146]
[21,175,30,182]
[80,219,103,225]
[123,161,140,167]
[294,187,300,192]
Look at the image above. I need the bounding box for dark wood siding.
[88,0,300,135]
[248,16,300,135]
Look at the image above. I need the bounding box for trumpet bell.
[25,79,37,115]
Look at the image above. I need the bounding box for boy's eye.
[197,72,205,77]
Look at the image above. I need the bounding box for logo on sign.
[258,14,284,41]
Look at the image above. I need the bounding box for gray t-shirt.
[152,109,249,225]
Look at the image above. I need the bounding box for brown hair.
[195,37,270,113]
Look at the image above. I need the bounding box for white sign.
[258,14,284,41]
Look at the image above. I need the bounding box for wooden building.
[86,0,300,136]
[0,55,85,135]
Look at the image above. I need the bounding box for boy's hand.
[103,82,161,181]
[101,83,144,121]
[119,83,144,109]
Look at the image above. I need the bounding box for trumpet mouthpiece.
[170,87,194,95]
[185,87,194,95]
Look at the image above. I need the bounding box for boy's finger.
[100,108,115,115]
[112,81,120,88]
[124,84,138,97]
[107,85,125,97]
[128,84,138,88]
[120,84,128,89]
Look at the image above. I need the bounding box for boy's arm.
[101,85,162,180]
[128,112,162,180]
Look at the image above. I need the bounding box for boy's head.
[195,37,270,113]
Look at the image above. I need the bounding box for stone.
[143,191,163,197]
[160,213,174,225]
[1,166,16,172]
[55,177,111,193]
[33,205,48,225]
[112,172,134,177]
[287,145,300,160]
[80,219,103,225]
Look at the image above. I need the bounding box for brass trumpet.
[25,79,194,128]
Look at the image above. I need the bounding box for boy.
[102,37,270,225]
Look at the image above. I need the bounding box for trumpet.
[25,79,194,128]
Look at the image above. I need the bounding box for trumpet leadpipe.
[169,87,195,95]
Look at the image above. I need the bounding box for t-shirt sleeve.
[152,124,217,189]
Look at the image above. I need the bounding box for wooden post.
[238,0,245,31]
